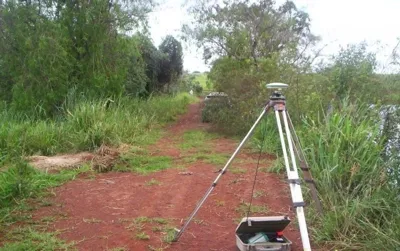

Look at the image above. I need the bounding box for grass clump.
[235,202,268,217]
[0,161,89,227]
[135,232,150,240]
[116,154,172,174]
[0,227,74,251]
[182,152,228,165]
[230,167,247,174]
[162,227,177,243]
[145,179,161,186]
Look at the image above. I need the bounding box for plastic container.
[235,216,292,251]
[248,232,269,244]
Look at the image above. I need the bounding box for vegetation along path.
[29,101,303,251]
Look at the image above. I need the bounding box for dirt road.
[33,101,303,251]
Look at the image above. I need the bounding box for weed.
[83,218,102,224]
[182,152,227,165]
[152,218,169,225]
[235,202,268,217]
[108,247,128,251]
[252,190,265,198]
[162,227,177,243]
[179,130,218,150]
[136,232,150,240]
[230,167,246,174]
[148,245,169,251]
[40,216,56,223]
[229,178,245,184]
[179,130,208,150]
[215,200,225,207]
[267,157,284,174]
[135,217,150,224]
[152,226,163,232]
[0,227,75,251]
[145,178,161,186]
[116,154,172,174]
[39,200,53,207]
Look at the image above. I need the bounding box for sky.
[148,0,400,73]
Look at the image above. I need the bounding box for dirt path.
[32,101,303,251]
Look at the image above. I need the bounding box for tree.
[158,35,183,92]
[325,43,377,101]
[183,0,317,68]
[0,0,155,116]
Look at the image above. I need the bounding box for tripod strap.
[246,116,267,222]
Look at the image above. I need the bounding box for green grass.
[162,227,177,243]
[135,231,150,240]
[230,167,246,174]
[118,217,175,245]
[0,227,75,251]
[182,152,228,165]
[261,157,284,174]
[145,178,161,186]
[235,202,268,217]
[252,190,265,198]
[179,130,217,150]
[116,154,172,174]
[299,101,400,250]
[0,162,90,227]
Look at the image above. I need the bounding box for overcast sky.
[148,0,400,73]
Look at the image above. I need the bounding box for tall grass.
[0,94,194,163]
[300,101,400,250]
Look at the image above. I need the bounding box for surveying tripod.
[173,83,322,251]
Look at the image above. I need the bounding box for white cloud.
[149,0,400,73]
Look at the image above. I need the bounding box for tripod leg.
[286,111,323,215]
[281,111,312,251]
[173,104,271,242]
[275,110,311,251]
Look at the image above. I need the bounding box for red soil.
[32,101,305,251]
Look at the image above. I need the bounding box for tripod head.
[266,83,288,101]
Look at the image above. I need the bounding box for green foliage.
[325,43,378,102]
[135,231,150,240]
[301,101,400,250]
[183,0,316,65]
[0,1,185,116]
